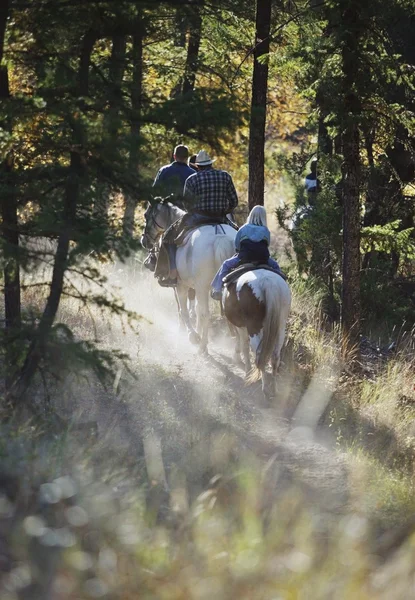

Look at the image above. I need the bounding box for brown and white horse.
[223,269,291,401]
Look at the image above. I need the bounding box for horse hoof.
[188,331,200,345]
[233,356,244,368]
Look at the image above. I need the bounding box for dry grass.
[1,265,415,598]
[0,423,414,600]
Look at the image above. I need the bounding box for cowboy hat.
[195,149,216,166]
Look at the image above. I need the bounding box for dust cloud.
[88,258,349,518]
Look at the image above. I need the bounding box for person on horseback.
[144,144,196,272]
[152,144,196,208]
[304,158,321,207]
[156,149,239,287]
[210,205,284,300]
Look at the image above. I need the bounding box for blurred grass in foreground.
[0,419,414,600]
[0,267,414,599]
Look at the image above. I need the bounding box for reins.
[145,204,169,246]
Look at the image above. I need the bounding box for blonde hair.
[247,205,268,227]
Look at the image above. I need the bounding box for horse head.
[141,196,180,250]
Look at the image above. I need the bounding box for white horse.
[223,269,291,401]
[141,200,237,352]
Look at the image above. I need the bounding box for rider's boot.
[158,268,178,287]
[210,289,222,301]
[144,252,157,272]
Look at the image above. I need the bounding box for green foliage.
[45,323,130,387]
[276,153,343,318]
[0,0,258,403]
[271,0,415,331]
[362,221,415,267]
[361,260,415,326]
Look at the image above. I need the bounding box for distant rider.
[304,158,321,207]
[152,144,196,208]
[144,144,195,272]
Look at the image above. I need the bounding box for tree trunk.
[174,5,187,48]
[96,34,127,223]
[317,116,333,156]
[79,29,97,96]
[0,0,8,65]
[182,4,202,96]
[8,152,81,405]
[341,1,362,347]
[0,0,21,392]
[123,25,143,238]
[108,34,127,133]
[1,152,21,335]
[341,123,361,343]
[248,0,271,210]
[7,30,94,406]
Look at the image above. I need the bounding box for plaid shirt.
[183,167,238,215]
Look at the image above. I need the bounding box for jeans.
[211,254,281,293]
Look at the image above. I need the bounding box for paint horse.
[141,199,236,352]
[223,267,291,401]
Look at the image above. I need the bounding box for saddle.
[223,263,286,287]
[174,215,238,246]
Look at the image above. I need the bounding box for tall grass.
[0,423,414,599]
[0,266,414,598]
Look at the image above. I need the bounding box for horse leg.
[261,370,276,404]
[176,283,200,345]
[263,325,289,403]
[266,329,287,403]
[231,325,243,367]
[271,308,290,376]
[240,328,251,375]
[174,287,186,332]
[188,288,196,326]
[195,287,209,354]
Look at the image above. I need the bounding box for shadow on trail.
[204,350,263,396]
[101,354,349,520]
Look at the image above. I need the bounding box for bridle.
[144,202,173,247]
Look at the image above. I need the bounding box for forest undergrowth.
[0,260,414,599]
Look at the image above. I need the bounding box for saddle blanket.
[223,263,286,286]
[175,218,238,246]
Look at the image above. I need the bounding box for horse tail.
[247,275,290,383]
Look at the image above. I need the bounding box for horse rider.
[144,144,195,272]
[152,144,196,208]
[211,205,285,300]
[155,149,239,287]
[304,158,321,208]
[189,153,197,170]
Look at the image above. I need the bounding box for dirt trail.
[89,266,349,519]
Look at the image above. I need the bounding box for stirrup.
[158,277,177,288]
[210,289,222,301]
[144,253,157,272]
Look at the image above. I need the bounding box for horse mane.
[163,202,185,220]
[152,197,185,220]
